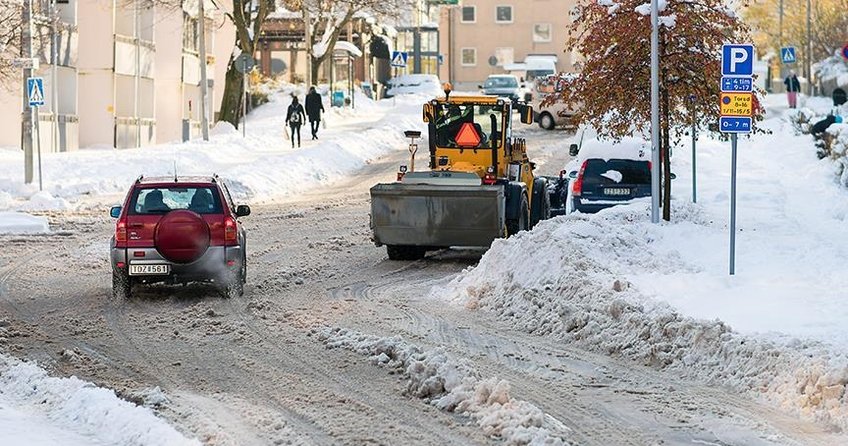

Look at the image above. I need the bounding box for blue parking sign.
[719,116,752,134]
[721,44,754,77]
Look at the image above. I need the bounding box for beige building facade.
[439,0,578,89]
[0,0,234,151]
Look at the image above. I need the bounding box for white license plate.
[604,188,630,196]
[129,264,171,276]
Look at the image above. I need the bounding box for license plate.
[129,264,171,276]
[604,188,630,196]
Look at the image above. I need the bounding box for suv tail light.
[572,160,589,197]
[115,219,127,245]
[224,217,237,245]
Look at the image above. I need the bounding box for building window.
[183,12,198,52]
[533,23,552,42]
[495,6,513,23]
[461,48,476,66]
[461,6,475,23]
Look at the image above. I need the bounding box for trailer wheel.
[506,195,529,236]
[386,245,426,261]
[530,178,551,228]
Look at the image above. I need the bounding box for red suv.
[109,175,250,299]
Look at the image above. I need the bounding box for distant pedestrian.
[784,71,801,109]
[286,95,306,148]
[305,86,325,140]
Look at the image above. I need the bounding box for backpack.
[289,106,301,125]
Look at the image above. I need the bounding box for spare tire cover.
[154,210,211,264]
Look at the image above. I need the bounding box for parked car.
[479,75,527,104]
[385,74,443,98]
[109,175,250,299]
[570,157,652,214]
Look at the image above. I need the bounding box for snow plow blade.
[370,184,505,248]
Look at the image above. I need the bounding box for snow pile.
[315,327,568,445]
[0,212,49,234]
[824,124,848,185]
[440,204,848,429]
[0,86,424,211]
[814,53,848,87]
[0,353,200,445]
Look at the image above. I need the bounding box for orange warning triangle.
[455,122,481,147]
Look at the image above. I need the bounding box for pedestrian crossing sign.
[781,47,796,64]
[27,77,45,107]
[391,51,408,68]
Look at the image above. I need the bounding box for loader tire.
[506,195,530,236]
[386,245,426,261]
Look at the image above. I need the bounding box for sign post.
[720,44,754,275]
[689,94,697,203]
[390,51,408,106]
[234,54,255,138]
[28,77,45,191]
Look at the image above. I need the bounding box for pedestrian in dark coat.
[286,96,306,148]
[784,71,801,109]
[305,86,325,140]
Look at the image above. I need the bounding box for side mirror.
[530,161,536,170]
[235,205,251,217]
[110,206,121,218]
[669,173,677,180]
[569,143,579,157]
[422,103,434,123]
[477,85,483,89]
[518,104,534,124]
[521,83,526,89]
[568,171,578,179]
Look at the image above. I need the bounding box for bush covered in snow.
[821,124,848,185]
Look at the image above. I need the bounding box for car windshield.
[484,77,518,88]
[433,103,505,149]
[582,159,651,185]
[130,187,222,215]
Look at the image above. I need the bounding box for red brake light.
[224,217,237,244]
[115,220,127,243]
[572,160,589,197]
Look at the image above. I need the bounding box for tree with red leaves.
[556,0,764,220]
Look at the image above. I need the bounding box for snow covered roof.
[334,41,363,58]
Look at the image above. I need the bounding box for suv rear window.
[129,187,222,215]
[582,159,651,186]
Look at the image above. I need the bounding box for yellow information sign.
[719,92,753,116]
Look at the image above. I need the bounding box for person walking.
[305,86,325,140]
[286,95,306,148]
[784,71,801,109]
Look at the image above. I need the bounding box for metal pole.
[691,98,697,203]
[806,0,812,96]
[242,59,247,138]
[51,0,58,153]
[198,0,210,141]
[304,9,311,86]
[35,105,43,191]
[779,0,784,81]
[729,133,738,275]
[22,0,33,184]
[650,0,660,223]
[134,0,141,148]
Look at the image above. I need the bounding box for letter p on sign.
[722,44,754,77]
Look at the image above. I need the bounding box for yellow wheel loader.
[370,85,553,260]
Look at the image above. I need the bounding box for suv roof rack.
[135,175,144,183]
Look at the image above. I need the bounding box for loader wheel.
[506,195,530,236]
[386,245,426,261]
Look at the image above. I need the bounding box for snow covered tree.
[556,0,763,220]
[0,0,23,89]
[284,0,412,85]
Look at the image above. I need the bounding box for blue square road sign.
[391,51,408,68]
[27,77,45,107]
[721,44,754,77]
[780,47,796,64]
[719,116,752,134]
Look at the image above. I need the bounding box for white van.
[531,75,579,131]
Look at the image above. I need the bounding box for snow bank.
[315,327,568,445]
[0,353,200,445]
[439,205,848,429]
[0,212,49,234]
[0,85,424,211]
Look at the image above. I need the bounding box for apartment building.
[0,0,234,151]
[77,0,233,148]
[439,0,578,89]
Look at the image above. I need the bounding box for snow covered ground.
[0,212,49,234]
[440,92,848,429]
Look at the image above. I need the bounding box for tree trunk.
[661,78,672,222]
[219,58,245,128]
[311,55,324,86]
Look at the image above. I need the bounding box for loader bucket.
[370,183,505,248]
